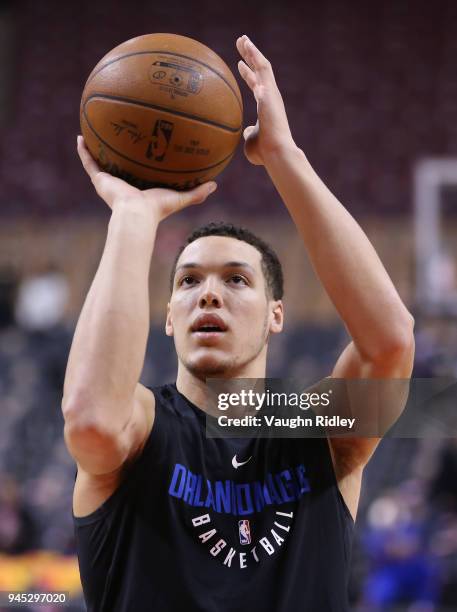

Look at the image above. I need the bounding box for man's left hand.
[236,35,295,166]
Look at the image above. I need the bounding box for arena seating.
[0,0,456,217]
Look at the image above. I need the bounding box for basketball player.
[62,35,415,611]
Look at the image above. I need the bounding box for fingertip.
[243,126,255,140]
[208,182,217,194]
[77,136,87,154]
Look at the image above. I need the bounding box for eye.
[228,274,247,285]
[179,275,198,287]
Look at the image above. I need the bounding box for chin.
[184,351,236,379]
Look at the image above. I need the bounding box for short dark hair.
[169,221,284,300]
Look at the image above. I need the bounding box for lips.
[191,313,228,333]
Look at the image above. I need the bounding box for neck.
[176,351,268,414]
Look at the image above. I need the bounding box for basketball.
[80,33,243,190]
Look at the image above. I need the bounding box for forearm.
[265,145,413,359]
[62,203,158,432]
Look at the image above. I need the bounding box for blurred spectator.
[14,264,69,332]
[360,481,440,611]
[427,440,457,607]
[0,472,39,554]
[0,266,18,329]
[429,440,457,513]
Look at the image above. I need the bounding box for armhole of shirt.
[72,386,163,526]
[324,436,356,528]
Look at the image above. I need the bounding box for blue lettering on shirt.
[168,463,311,516]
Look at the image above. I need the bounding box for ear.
[269,300,284,334]
[165,302,174,337]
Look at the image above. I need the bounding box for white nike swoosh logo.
[232,455,252,469]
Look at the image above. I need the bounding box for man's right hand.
[77,135,218,220]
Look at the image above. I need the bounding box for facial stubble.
[181,308,271,380]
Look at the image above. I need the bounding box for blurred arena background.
[1,0,457,610]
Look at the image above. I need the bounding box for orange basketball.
[80,33,243,190]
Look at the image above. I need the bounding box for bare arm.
[236,36,415,482]
[236,36,414,361]
[265,148,414,356]
[62,137,217,475]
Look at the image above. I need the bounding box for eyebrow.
[175,261,256,274]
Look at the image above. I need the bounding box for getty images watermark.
[216,387,356,430]
[204,378,457,439]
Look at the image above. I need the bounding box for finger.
[236,35,255,71]
[237,60,257,91]
[243,37,272,74]
[177,181,218,209]
[236,35,255,58]
[236,35,248,58]
[77,135,103,180]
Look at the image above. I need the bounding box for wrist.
[263,141,313,174]
[109,199,160,241]
[112,197,161,225]
[263,140,305,167]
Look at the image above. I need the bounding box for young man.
[62,35,415,611]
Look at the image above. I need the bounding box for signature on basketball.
[110,121,146,145]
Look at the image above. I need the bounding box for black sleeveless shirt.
[73,383,354,611]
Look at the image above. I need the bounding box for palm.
[77,136,217,219]
[236,36,293,166]
[93,173,176,212]
[91,172,140,208]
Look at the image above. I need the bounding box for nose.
[198,279,222,309]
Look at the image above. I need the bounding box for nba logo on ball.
[238,520,251,545]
